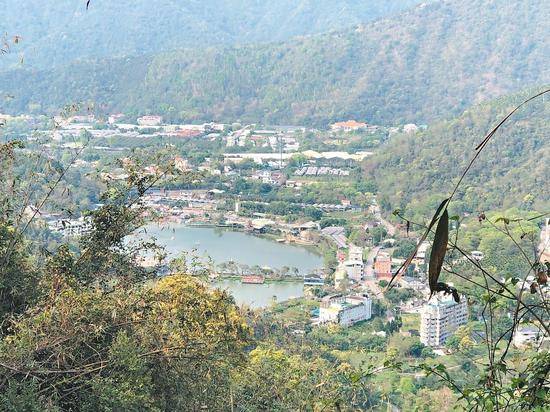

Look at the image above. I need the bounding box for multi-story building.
[48,216,93,238]
[348,245,363,261]
[343,259,364,282]
[420,294,468,347]
[374,251,392,279]
[319,294,372,326]
[344,245,364,282]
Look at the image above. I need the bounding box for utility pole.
[278,133,283,169]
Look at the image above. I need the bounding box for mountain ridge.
[0,0,422,70]
[0,0,548,126]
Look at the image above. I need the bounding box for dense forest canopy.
[366,87,550,216]
[1,0,548,126]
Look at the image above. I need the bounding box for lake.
[138,224,323,307]
[213,279,304,309]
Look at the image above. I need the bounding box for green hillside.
[1,0,548,125]
[0,0,420,69]
[365,87,550,216]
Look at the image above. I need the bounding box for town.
[3,110,547,355]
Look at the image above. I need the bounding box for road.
[372,201,398,237]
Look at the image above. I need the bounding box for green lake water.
[138,224,323,307]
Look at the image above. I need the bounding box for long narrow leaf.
[429,209,449,292]
[387,198,449,288]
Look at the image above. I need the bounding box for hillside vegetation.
[0,0,420,69]
[365,87,550,216]
[1,0,548,126]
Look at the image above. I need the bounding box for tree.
[0,274,251,410]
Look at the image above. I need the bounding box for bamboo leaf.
[387,197,449,288]
[429,209,449,292]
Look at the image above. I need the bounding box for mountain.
[0,0,421,69]
[365,87,550,216]
[0,0,548,126]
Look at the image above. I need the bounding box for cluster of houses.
[225,127,300,152]
[294,166,350,177]
[47,216,93,237]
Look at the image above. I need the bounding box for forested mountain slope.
[365,87,550,216]
[0,0,421,69]
[0,0,548,126]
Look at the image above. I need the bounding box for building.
[374,251,392,279]
[137,115,163,126]
[344,245,364,282]
[48,216,93,237]
[414,241,430,264]
[319,294,372,326]
[304,276,325,286]
[343,259,364,282]
[68,115,95,124]
[403,123,419,134]
[174,156,190,171]
[513,325,544,348]
[108,113,125,124]
[330,120,368,132]
[348,245,363,261]
[420,294,468,347]
[170,129,202,138]
[471,250,484,261]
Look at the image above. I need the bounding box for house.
[330,120,368,132]
[403,123,419,134]
[344,245,364,282]
[68,115,95,124]
[137,115,163,126]
[108,113,125,124]
[415,241,431,263]
[48,216,93,237]
[251,171,285,186]
[348,245,363,262]
[343,259,364,283]
[471,251,484,261]
[174,157,190,171]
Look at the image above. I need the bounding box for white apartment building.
[343,259,364,282]
[420,294,468,347]
[319,294,372,327]
[343,245,364,282]
[48,216,93,238]
[348,245,363,261]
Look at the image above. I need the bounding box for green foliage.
[368,89,550,213]
[232,346,372,410]
[393,238,416,258]
[0,274,251,410]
